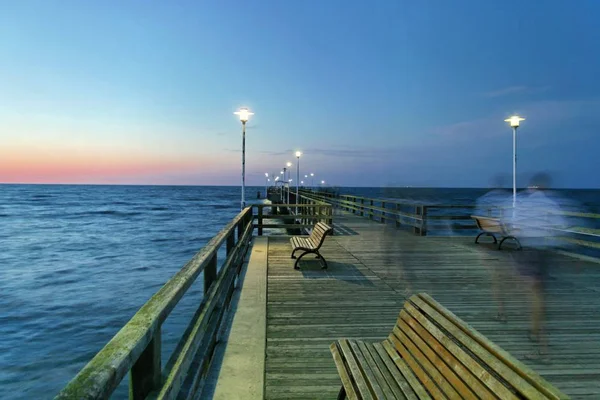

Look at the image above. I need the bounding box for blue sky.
[1,0,599,187]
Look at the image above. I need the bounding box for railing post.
[204,254,217,293]
[258,206,263,236]
[395,203,400,228]
[421,206,428,236]
[370,200,374,219]
[129,328,161,400]
[226,232,235,256]
[361,198,365,216]
[381,201,386,223]
[237,219,243,242]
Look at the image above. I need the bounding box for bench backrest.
[308,222,332,249]
[384,293,568,399]
[471,215,507,234]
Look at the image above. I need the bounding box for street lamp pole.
[504,115,525,208]
[295,151,302,213]
[265,172,269,199]
[234,107,254,209]
[310,173,314,189]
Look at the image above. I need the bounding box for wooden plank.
[330,342,359,400]
[339,340,375,400]
[355,341,396,399]
[387,334,446,399]
[396,318,477,400]
[391,325,462,399]
[398,311,497,399]
[382,340,432,400]
[372,342,417,400]
[362,342,409,400]
[402,302,518,400]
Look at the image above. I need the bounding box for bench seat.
[331,293,568,400]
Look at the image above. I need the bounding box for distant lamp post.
[310,173,315,189]
[265,172,269,198]
[295,151,302,207]
[321,180,325,186]
[234,107,254,209]
[286,162,292,181]
[504,115,525,208]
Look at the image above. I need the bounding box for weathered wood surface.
[263,211,600,399]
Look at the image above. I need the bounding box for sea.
[1,184,599,399]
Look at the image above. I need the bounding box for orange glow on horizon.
[0,149,232,184]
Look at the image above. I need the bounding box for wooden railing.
[253,198,333,235]
[56,207,254,400]
[300,190,600,249]
[300,190,431,235]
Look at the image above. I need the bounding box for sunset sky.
[1,1,599,187]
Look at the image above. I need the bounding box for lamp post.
[288,179,292,205]
[234,107,254,209]
[265,172,269,198]
[310,173,314,189]
[295,151,302,209]
[286,162,292,181]
[504,115,525,208]
[275,176,281,202]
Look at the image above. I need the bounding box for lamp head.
[234,107,254,123]
[286,162,292,167]
[265,172,269,177]
[504,115,525,128]
[310,173,314,177]
[321,180,325,184]
[295,151,302,158]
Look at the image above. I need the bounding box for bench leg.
[499,236,522,250]
[294,251,311,270]
[291,249,298,259]
[475,232,497,244]
[316,251,328,269]
[294,250,327,270]
[337,386,346,400]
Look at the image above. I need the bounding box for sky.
[1,0,599,188]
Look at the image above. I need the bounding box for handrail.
[56,207,254,400]
[252,199,333,235]
[303,190,600,244]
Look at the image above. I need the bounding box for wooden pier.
[56,192,600,399]
[256,211,600,399]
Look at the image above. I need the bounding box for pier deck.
[252,211,600,399]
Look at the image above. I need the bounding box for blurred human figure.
[474,175,512,322]
[475,175,511,218]
[512,172,568,360]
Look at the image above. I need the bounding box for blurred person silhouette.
[474,175,512,322]
[511,172,568,361]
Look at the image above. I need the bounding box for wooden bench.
[471,215,521,250]
[290,222,333,270]
[330,293,568,400]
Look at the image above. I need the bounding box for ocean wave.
[74,210,144,217]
